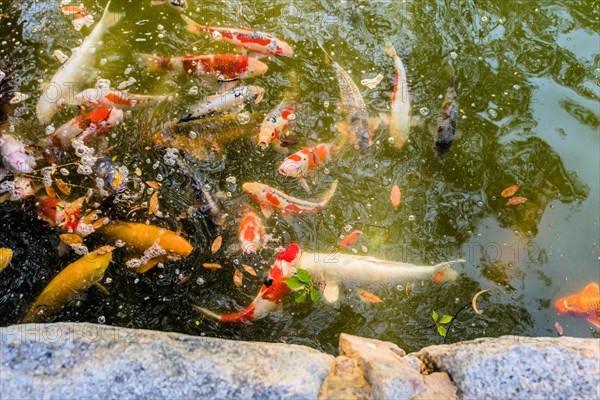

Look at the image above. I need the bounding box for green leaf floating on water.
[295,291,307,303]
[438,325,447,337]
[432,310,439,322]
[296,268,311,284]
[284,277,305,290]
[440,315,453,324]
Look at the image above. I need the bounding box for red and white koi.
[0,134,36,174]
[385,40,411,148]
[193,243,301,323]
[181,15,293,57]
[257,99,296,148]
[242,180,338,217]
[278,143,335,192]
[72,88,168,109]
[238,210,264,254]
[42,108,123,150]
[139,53,268,81]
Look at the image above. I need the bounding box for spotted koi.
[238,210,264,254]
[139,53,268,81]
[278,143,335,192]
[181,15,293,57]
[242,180,338,217]
[258,99,296,148]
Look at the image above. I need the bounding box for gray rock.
[339,333,425,399]
[415,335,600,400]
[1,323,333,400]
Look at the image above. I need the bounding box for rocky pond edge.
[1,323,598,399]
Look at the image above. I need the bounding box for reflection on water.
[0,0,598,352]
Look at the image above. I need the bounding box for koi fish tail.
[319,180,338,207]
[192,303,256,323]
[385,39,397,58]
[432,259,465,281]
[99,1,122,30]
[316,42,334,65]
[181,14,203,34]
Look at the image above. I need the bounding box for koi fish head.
[245,57,268,78]
[274,41,294,57]
[247,86,265,104]
[155,231,194,257]
[257,123,278,148]
[555,294,585,315]
[555,283,600,317]
[242,182,265,199]
[278,156,303,178]
[104,108,125,129]
[0,134,36,173]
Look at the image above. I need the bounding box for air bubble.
[487,108,498,119]
[419,107,429,116]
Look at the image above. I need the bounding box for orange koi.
[242,180,338,217]
[181,15,293,57]
[339,230,364,249]
[555,283,600,327]
[42,108,123,150]
[278,143,334,192]
[258,99,296,147]
[193,243,301,323]
[139,53,268,81]
[238,210,264,254]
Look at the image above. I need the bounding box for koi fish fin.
[298,177,312,193]
[134,257,162,273]
[582,283,600,297]
[323,281,340,303]
[259,204,273,218]
[99,1,122,31]
[319,180,338,207]
[181,14,202,34]
[191,304,223,321]
[94,282,110,295]
[587,314,600,328]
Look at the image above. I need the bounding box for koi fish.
[193,243,301,323]
[37,1,122,123]
[152,0,187,11]
[139,53,268,81]
[179,161,228,226]
[238,210,264,254]
[318,43,371,151]
[433,69,458,160]
[298,253,463,302]
[278,143,335,192]
[61,5,87,19]
[179,85,264,123]
[555,283,600,327]
[257,99,296,148]
[93,157,128,193]
[96,221,194,273]
[41,108,123,150]
[181,15,293,57]
[22,246,114,323]
[242,180,338,217]
[37,196,84,232]
[0,134,36,173]
[72,88,168,109]
[385,40,411,148]
[154,113,262,161]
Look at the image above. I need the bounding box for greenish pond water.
[0,0,598,353]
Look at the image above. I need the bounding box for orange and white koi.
[193,243,301,323]
[318,43,371,151]
[181,15,293,57]
[242,180,338,217]
[278,143,335,192]
[385,40,411,148]
[37,196,84,232]
[72,88,167,109]
[139,53,268,81]
[61,5,87,19]
[42,108,123,150]
[257,99,296,148]
[238,210,264,254]
[555,283,600,327]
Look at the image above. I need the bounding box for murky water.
[0,0,598,353]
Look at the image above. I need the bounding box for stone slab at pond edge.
[1,323,599,400]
